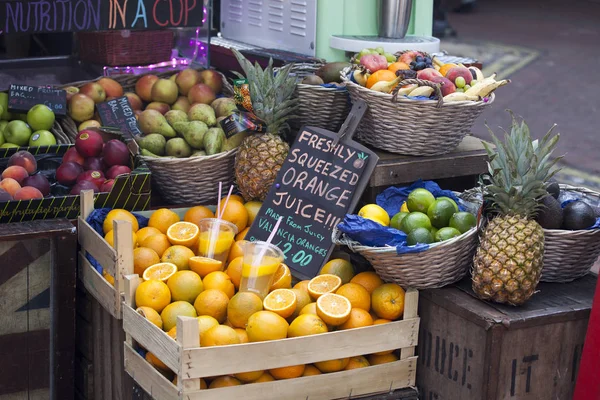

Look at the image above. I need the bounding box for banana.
[432,56,444,68]
[396,84,418,96]
[408,86,435,97]
[468,66,484,81]
[352,69,369,87]
[443,92,480,102]
[370,76,402,93]
[465,79,510,97]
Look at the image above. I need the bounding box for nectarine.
[8,151,37,174]
[0,178,21,196]
[2,165,29,184]
[14,186,43,200]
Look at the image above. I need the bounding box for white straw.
[219,185,234,219]
[216,182,222,219]
[253,217,283,267]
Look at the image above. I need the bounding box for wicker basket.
[139,149,237,205]
[77,30,174,66]
[541,185,600,282]
[291,83,351,133]
[333,191,481,289]
[342,70,494,156]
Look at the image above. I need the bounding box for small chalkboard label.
[8,84,67,116]
[96,96,142,137]
[245,122,378,280]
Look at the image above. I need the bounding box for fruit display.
[472,112,560,306]
[0,93,59,148]
[347,47,510,102]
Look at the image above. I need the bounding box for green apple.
[29,130,56,146]
[0,121,7,146]
[4,120,32,146]
[27,104,55,131]
[0,143,19,148]
[0,93,10,120]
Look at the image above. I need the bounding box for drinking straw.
[252,217,283,267]
[219,185,235,220]
[216,182,222,219]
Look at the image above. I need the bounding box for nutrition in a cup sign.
[8,84,67,116]
[246,128,378,279]
[97,96,142,137]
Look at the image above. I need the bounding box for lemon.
[400,202,409,213]
[357,204,390,226]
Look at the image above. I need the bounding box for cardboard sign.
[96,97,142,137]
[0,0,204,34]
[8,84,67,116]
[245,109,378,279]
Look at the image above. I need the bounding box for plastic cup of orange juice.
[239,241,284,299]
[197,218,238,264]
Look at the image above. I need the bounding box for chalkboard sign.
[0,0,205,34]
[97,96,142,137]
[8,84,67,116]
[245,105,378,279]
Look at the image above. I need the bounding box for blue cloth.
[561,199,600,230]
[85,208,149,274]
[376,179,464,217]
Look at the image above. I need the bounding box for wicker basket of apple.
[341,48,510,156]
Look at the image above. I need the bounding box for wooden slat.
[124,343,179,400]
[178,317,201,394]
[92,301,103,400]
[122,304,180,372]
[401,288,419,360]
[78,218,117,276]
[78,252,119,319]
[182,318,419,378]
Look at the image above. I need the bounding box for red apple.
[105,165,131,179]
[77,170,106,188]
[100,179,115,193]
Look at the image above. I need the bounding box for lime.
[430,226,439,240]
[407,228,434,246]
[407,189,436,213]
[435,227,462,242]
[390,212,409,230]
[449,212,477,233]
[358,204,390,226]
[436,196,459,212]
[427,199,457,229]
[400,212,432,233]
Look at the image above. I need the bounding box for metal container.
[378,0,413,39]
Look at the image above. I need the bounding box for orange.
[167,270,204,303]
[373,319,394,355]
[145,352,170,373]
[350,271,383,294]
[366,69,397,89]
[319,259,355,284]
[136,306,163,329]
[270,263,292,290]
[166,222,200,247]
[388,61,410,74]
[142,262,177,282]
[246,311,289,342]
[339,308,374,330]
[203,271,235,298]
[252,372,275,382]
[136,226,162,244]
[184,206,214,226]
[193,289,229,323]
[104,229,137,249]
[167,326,177,341]
[345,356,370,370]
[269,364,305,380]
[302,365,322,376]
[244,201,262,225]
[234,370,264,383]
[287,314,328,337]
[336,283,371,311]
[148,208,180,234]
[139,234,171,257]
[307,274,342,299]
[160,301,197,332]
[161,245,195,271]
[217,200,248,232]
[234,328,249,343]
[189,256,223,278]
[221,194,245,204]
[368,353,399,365]
[264,289,297,318]
[228,240,246,263]
[103,271,115,286]
[299,302,317,316]
[316,293,351,326]
[227,292,263,328]
[225,256,243,288]
[314,358,350,373]
[235,227,249,241]
[371,283,405,320]
[289,288,311,320]
[201,324,241,347]
[133,247,160,276]
[103,209,139,234]
[197,315,220,341]
[209,376,242,388]
[439,63,458,77]
[293,280,310,293]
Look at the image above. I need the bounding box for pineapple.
[472,112,561,306]
[231,49,299,201]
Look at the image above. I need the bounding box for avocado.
[301,75,325,85]
[562,201,596,230]
[546,181,560,199]
[536,195,563,229]
[315,62,351,84]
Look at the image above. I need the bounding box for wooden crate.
[0,219,77,400]
[122,274,419,400]
[417,276,595,400]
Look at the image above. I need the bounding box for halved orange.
[263,289,297,318]
[142,262,178,281]
[316,293,351,326]
[188,256,223,277]
[270,263,292,290]
[166,221,200,247]
[307,274,342,299]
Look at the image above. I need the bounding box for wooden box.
[417,276,595,400]
[123,273,419,400]
[0,219,77,400]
